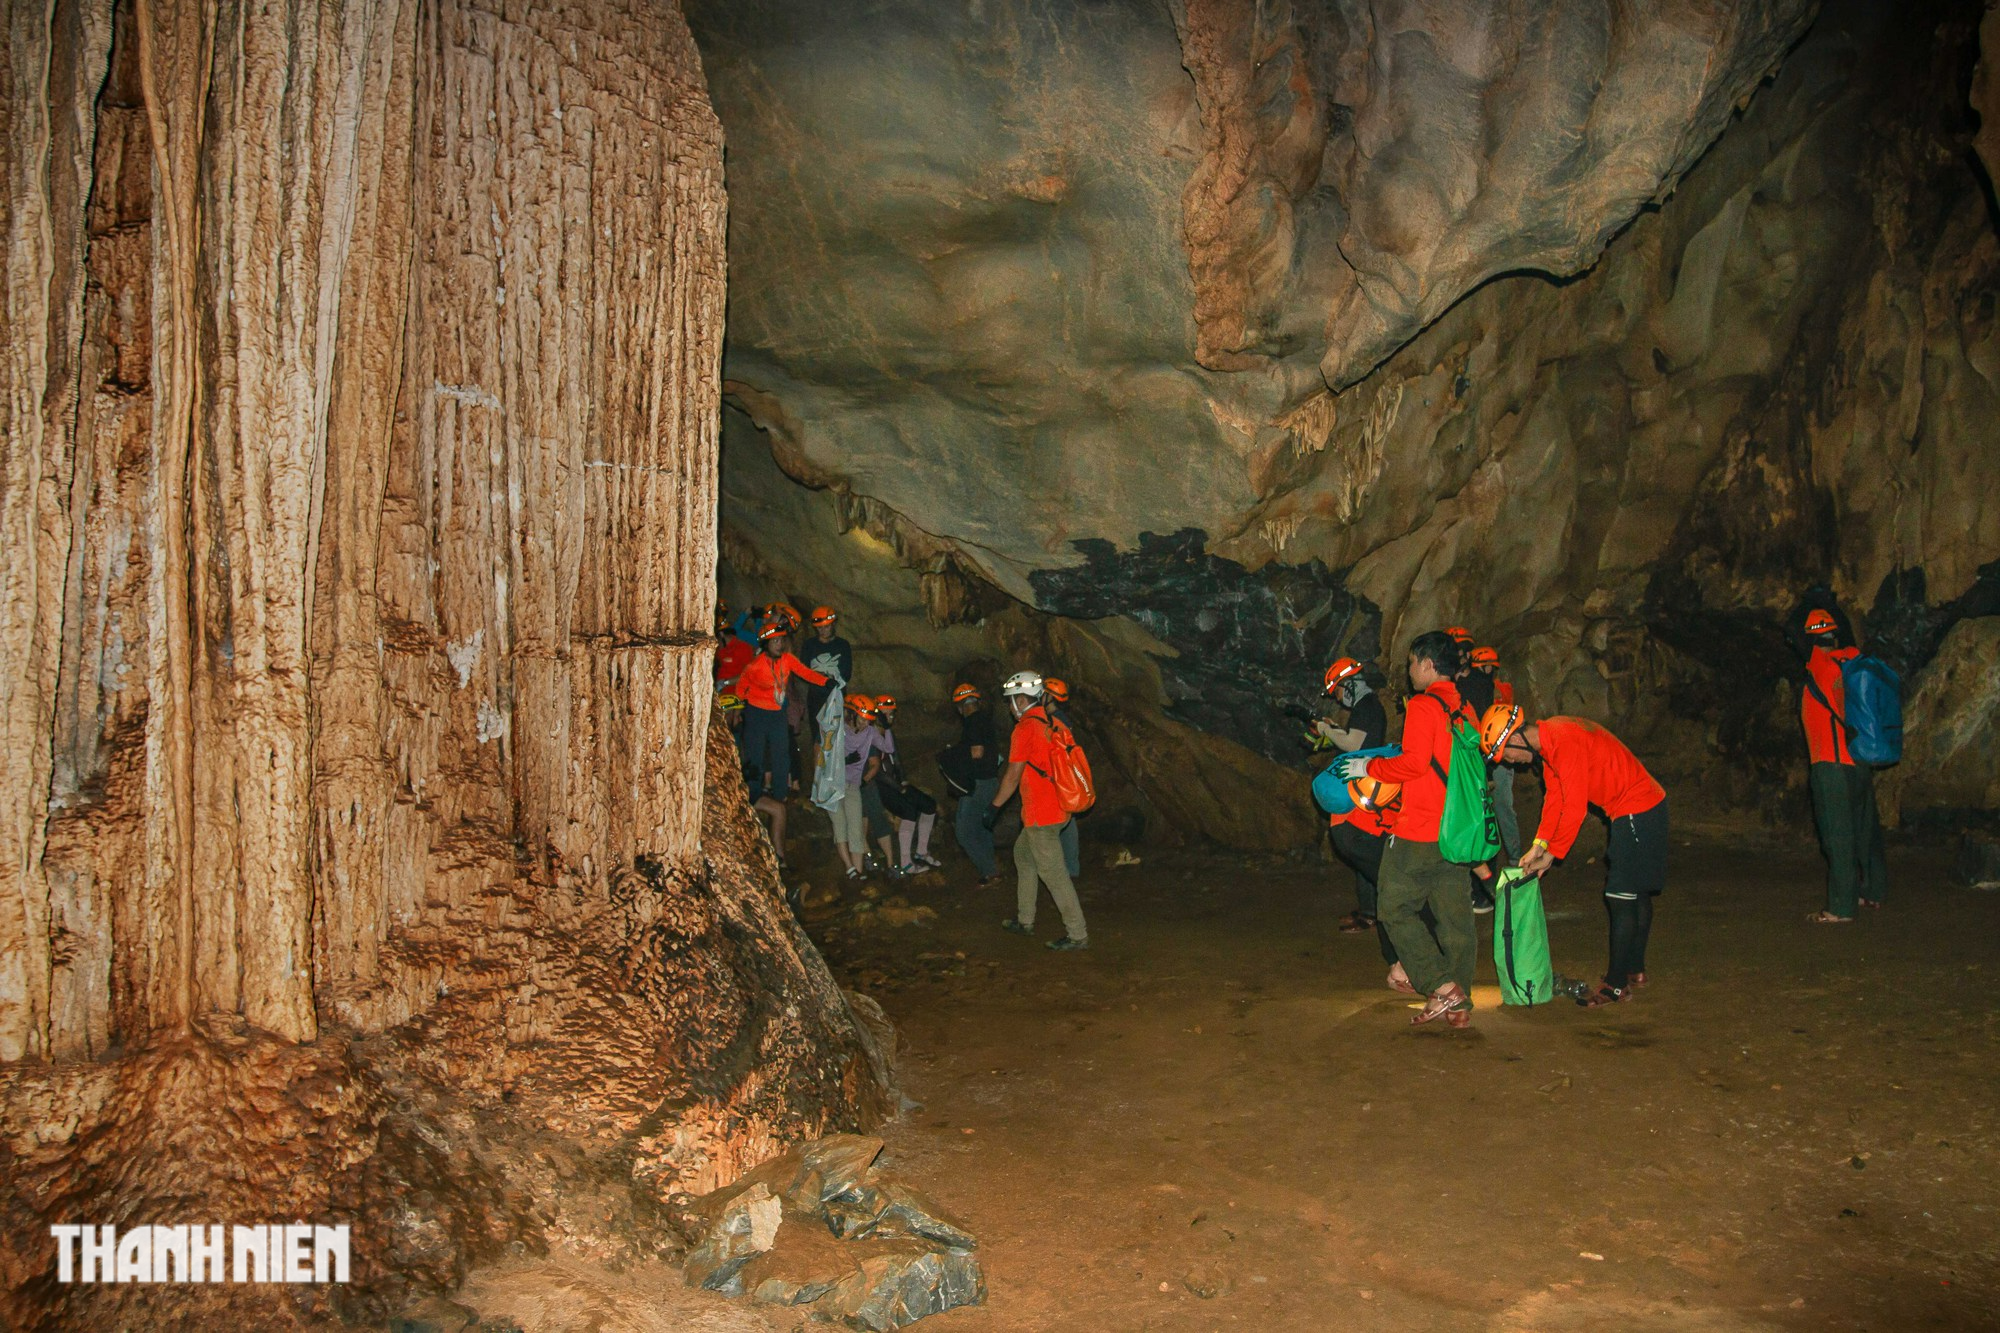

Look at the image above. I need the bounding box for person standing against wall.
[1799,604,1889,922]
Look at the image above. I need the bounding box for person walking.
[1799,605,1889,922]
[1333,631,1477,1026]
[949,684,1003,885]
[1481,704,1668,1007]
[985,671,1088,951]
[1316,657,1389,934]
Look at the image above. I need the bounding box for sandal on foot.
[1858,898,1883,910]
[1386,966,1418,996]
[1413,984,1470,1026]
[1626,972,1647,990]
[1580,984,1628,1008]
[1806,910,1855,924]
[1338,912,1377,934]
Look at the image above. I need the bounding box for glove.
[1305,728,1335,752]
[980,804,1001,831]
[1334,752,1372,782]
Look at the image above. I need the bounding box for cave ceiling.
[688,0,1820,597]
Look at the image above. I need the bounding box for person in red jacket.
[735,619,829,823]
[1333,630,1478,1026]
[1799,606,1887,922]
[1481,704,1667,1007]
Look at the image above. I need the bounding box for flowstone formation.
[0,0,888,1326]
[701,0,2000,835]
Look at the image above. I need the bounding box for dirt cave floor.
[787,824,2000,1333]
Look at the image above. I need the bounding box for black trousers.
[1328,821,1429,967]
[1603,799,1667,989]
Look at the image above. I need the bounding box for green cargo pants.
[1377,835,1476,996]
[1809,761,1887,917]
[1015,823,1088,942]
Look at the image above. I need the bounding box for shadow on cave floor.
[795,831,2000,1333]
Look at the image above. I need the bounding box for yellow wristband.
[1531,838,1549,851]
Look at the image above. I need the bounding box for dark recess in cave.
[1030,529,1381,765]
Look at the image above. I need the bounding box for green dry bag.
[1432,706,1499,865]
[1493,868,1554,1005]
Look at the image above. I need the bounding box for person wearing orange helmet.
[1042,680,1083,881]
[1331,631,1479,1026]
[1797,599,1886,922]
[946,683,1004,883]
[1482,702,1667,1007]
[1316,657,1390,935]
[828,695,882,879]
[1469,646,1520,861]
[801,606,853,726]
[734,618,831,829]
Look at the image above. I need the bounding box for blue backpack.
[1312,745,1400,815]
[1806,654,1904,767]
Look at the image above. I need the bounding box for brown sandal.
[1386,965,1418,996]
[1413,983,1471,1026]
[1806,910,1855,924]
[1339,911,1377,934]
[1581,984,1628,1008]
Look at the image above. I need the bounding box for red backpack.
[1033,714,1096,814]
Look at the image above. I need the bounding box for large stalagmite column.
[0,0,723,1060]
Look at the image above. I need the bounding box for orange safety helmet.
[1444,625,1475,646]
[1349,775,1402,813]
[1469,646,1499,669]
[810,605,837,626]
[756,617,789,642]
[1044,678,1070,703]
[766,602,803,632]
[845,692,876,719]
[1323,657,1365,694]
[1803,608,1838,636]
[951,683,982,704]
[874,693,898,715]
[1479,702,1525,759]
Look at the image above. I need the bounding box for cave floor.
[799,832,2000,1332]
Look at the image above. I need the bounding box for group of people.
[714,600,1092,948]
[1314,628,1668,1026]
[1312,601,1891,1027]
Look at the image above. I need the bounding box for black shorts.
[1605,799,1668,899]
[878,782,938,820]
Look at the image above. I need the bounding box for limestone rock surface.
[0,0,888,1325]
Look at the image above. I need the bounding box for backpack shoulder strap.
[1802,669,1852,736]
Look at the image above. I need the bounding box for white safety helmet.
[1002,670,1045,699]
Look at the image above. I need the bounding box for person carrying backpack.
[1333,631,1485,1026]
[984,670,1090,951]
[1044,679,1083,880]
[1316,657,1390,935]
[1481,704,1667,1007]
[1799,605,1890,922]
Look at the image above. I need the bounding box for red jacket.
[714,637,755,689]
[1532,717,1665,858]
[1802,646,1856,766]
[1364,680,1465,843]
[735,650,828,712]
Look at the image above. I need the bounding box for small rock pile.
[668,1135,983,1330]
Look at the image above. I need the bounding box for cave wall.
[699,0,2000,838]
[1,0,888,1323]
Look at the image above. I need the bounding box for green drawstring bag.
[1433,708,1500,865]
[1493,868,1554,1005]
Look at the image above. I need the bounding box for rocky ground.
[770,816,2000,1332]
